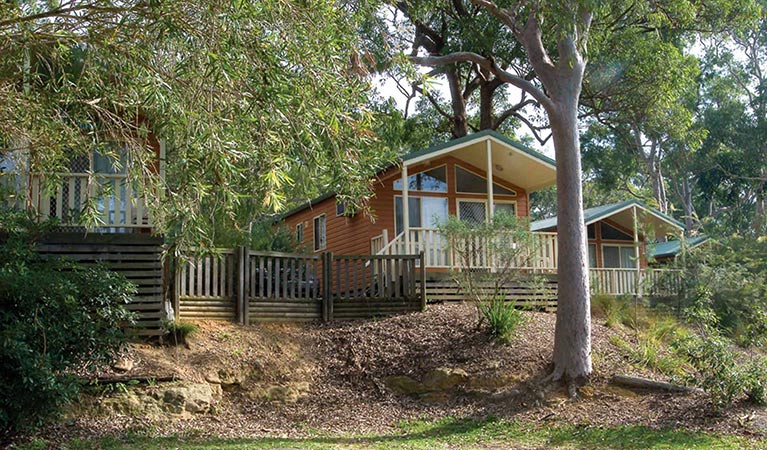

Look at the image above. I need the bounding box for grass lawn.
[18,417,764,450]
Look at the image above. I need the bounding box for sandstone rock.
[218,368,247,391]
[111,358,134,372]
[422,368,468,391]
[103,383,214,419]
[205,371,222,384]
[384,375,426,396]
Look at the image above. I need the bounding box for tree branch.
[410,52,554,111]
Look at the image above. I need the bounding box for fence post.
[322,252,333,322]
[243,248,250,326]
[172,254,181,320]
[236,246,246,325]
[419,251,426,311]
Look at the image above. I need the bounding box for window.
[493,202,517,217]
[455,165,516,195]
[336,201,346,217]
[394,166,447,192]
[600,222,633,241]
[602,245,635,268]
[587,224,596,239]
[296,223,304,243]
[394,196,448,234]
[458,200,486,225]
[313,215,326,251]
[588,244,597,268]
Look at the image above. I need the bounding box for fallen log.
[611,374,703,393]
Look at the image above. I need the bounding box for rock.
[205,371,222,384]
[162,383,213,413]
[111,358,134,373]
[422,368,468,391]
[384,376,426,396]
[103,383,214,419]
[218,368,247,391]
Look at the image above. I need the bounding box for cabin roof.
[530,200,685,239]
[401,129,556,192]
[650,235,709,259]
[281,131,556,220]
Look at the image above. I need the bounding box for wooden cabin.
[280,131,683,296]
[0,141,167,335]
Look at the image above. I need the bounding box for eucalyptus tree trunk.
[545,61,592,384]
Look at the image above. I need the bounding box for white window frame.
[336,201,346,217]
[394,195,449,234]
[454,164,517,196]
[492,199,518,217]
[313,214,326,252]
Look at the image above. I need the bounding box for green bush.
[0,212,136,435]
[479,296,525,342]
[679,236,767,346]
[743,358,767,406]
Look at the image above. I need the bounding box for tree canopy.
[0,0,395,248]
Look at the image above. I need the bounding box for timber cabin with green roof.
[280,131,685,296]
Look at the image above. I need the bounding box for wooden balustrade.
[29,173,150,228]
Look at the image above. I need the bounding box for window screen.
[459,200,486,225]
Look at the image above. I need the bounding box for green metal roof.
[401,129,556,167]
[530,199,685,232]
[650,235,709,259]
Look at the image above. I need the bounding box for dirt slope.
[46,303,765,441]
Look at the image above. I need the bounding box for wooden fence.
[174,249,425,323]
[36,233,165,336]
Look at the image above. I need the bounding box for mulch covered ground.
[38,303,767,443]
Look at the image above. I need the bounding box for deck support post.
[419,251,426,311]
[402,165,410,252]
[236,246,248,325]
[486,139,494,223]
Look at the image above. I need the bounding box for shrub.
[440,213,540,342]
[672,331,744,410]
[479,296,526,342]
[0,212,135,435]
[164,320,199,345]
[743,358,767,406]
[591,294,631,329]
[679,236,767,346]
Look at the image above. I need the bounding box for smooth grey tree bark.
[412,3,594,384]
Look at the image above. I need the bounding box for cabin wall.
[369,155,530,244]
[282,196,372,255]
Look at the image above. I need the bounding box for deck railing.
[380,227,558,270]
[589,268,683,296]
[29,173,150,228]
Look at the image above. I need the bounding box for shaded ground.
[25,304,767,446]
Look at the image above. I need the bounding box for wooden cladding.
[174,249,426,323]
